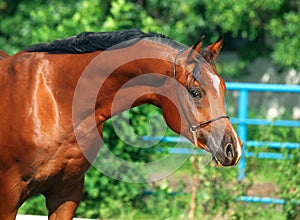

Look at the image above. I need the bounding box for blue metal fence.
[226,82,300,180]
[143,82,300,204]
[227,82,300,205]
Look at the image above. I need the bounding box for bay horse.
[0,29,241,219]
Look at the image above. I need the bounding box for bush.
[277,149,300,220]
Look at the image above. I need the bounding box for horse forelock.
[186,51,219,86]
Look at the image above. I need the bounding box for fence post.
[237,89,248,180]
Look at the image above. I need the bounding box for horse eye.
[190,87,202,98]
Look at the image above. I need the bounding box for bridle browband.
[173,49,229,146]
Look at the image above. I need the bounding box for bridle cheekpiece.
[173,49,229,147]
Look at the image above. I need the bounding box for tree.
[1,0,299,71]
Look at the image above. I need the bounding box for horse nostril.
[225,143,234,160]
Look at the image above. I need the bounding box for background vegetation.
[1,0,299,219]
[1,0,300,72]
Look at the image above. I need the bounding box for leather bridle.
[173,49,229,146]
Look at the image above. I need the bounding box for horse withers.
[0,30,242,219]
[0,50,9,59]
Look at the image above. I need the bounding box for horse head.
[160,36,242,166]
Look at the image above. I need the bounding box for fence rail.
[225,82,300,180]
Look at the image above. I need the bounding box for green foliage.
[74,105,163,218]
[277,149,300,220]
[76,167,146,218]
[189,161,248,218]
[1,0,300,70]
[202,0,285,39]
[103,0,161,32]
[246,113,300,220]
[19,194,47,215]
[135,181,189,219]
[268,11,300,69]
[0,0,105,53]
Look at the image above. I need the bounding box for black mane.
[25,29,184,54]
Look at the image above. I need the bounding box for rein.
[173,49,229,147]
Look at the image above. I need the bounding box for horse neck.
[91,44,178,123]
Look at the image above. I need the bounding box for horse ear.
[186,36,205,61]
[204,35,224,61]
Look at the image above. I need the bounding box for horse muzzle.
[211,133,242,167]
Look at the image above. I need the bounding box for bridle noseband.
[173,49,229,146]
